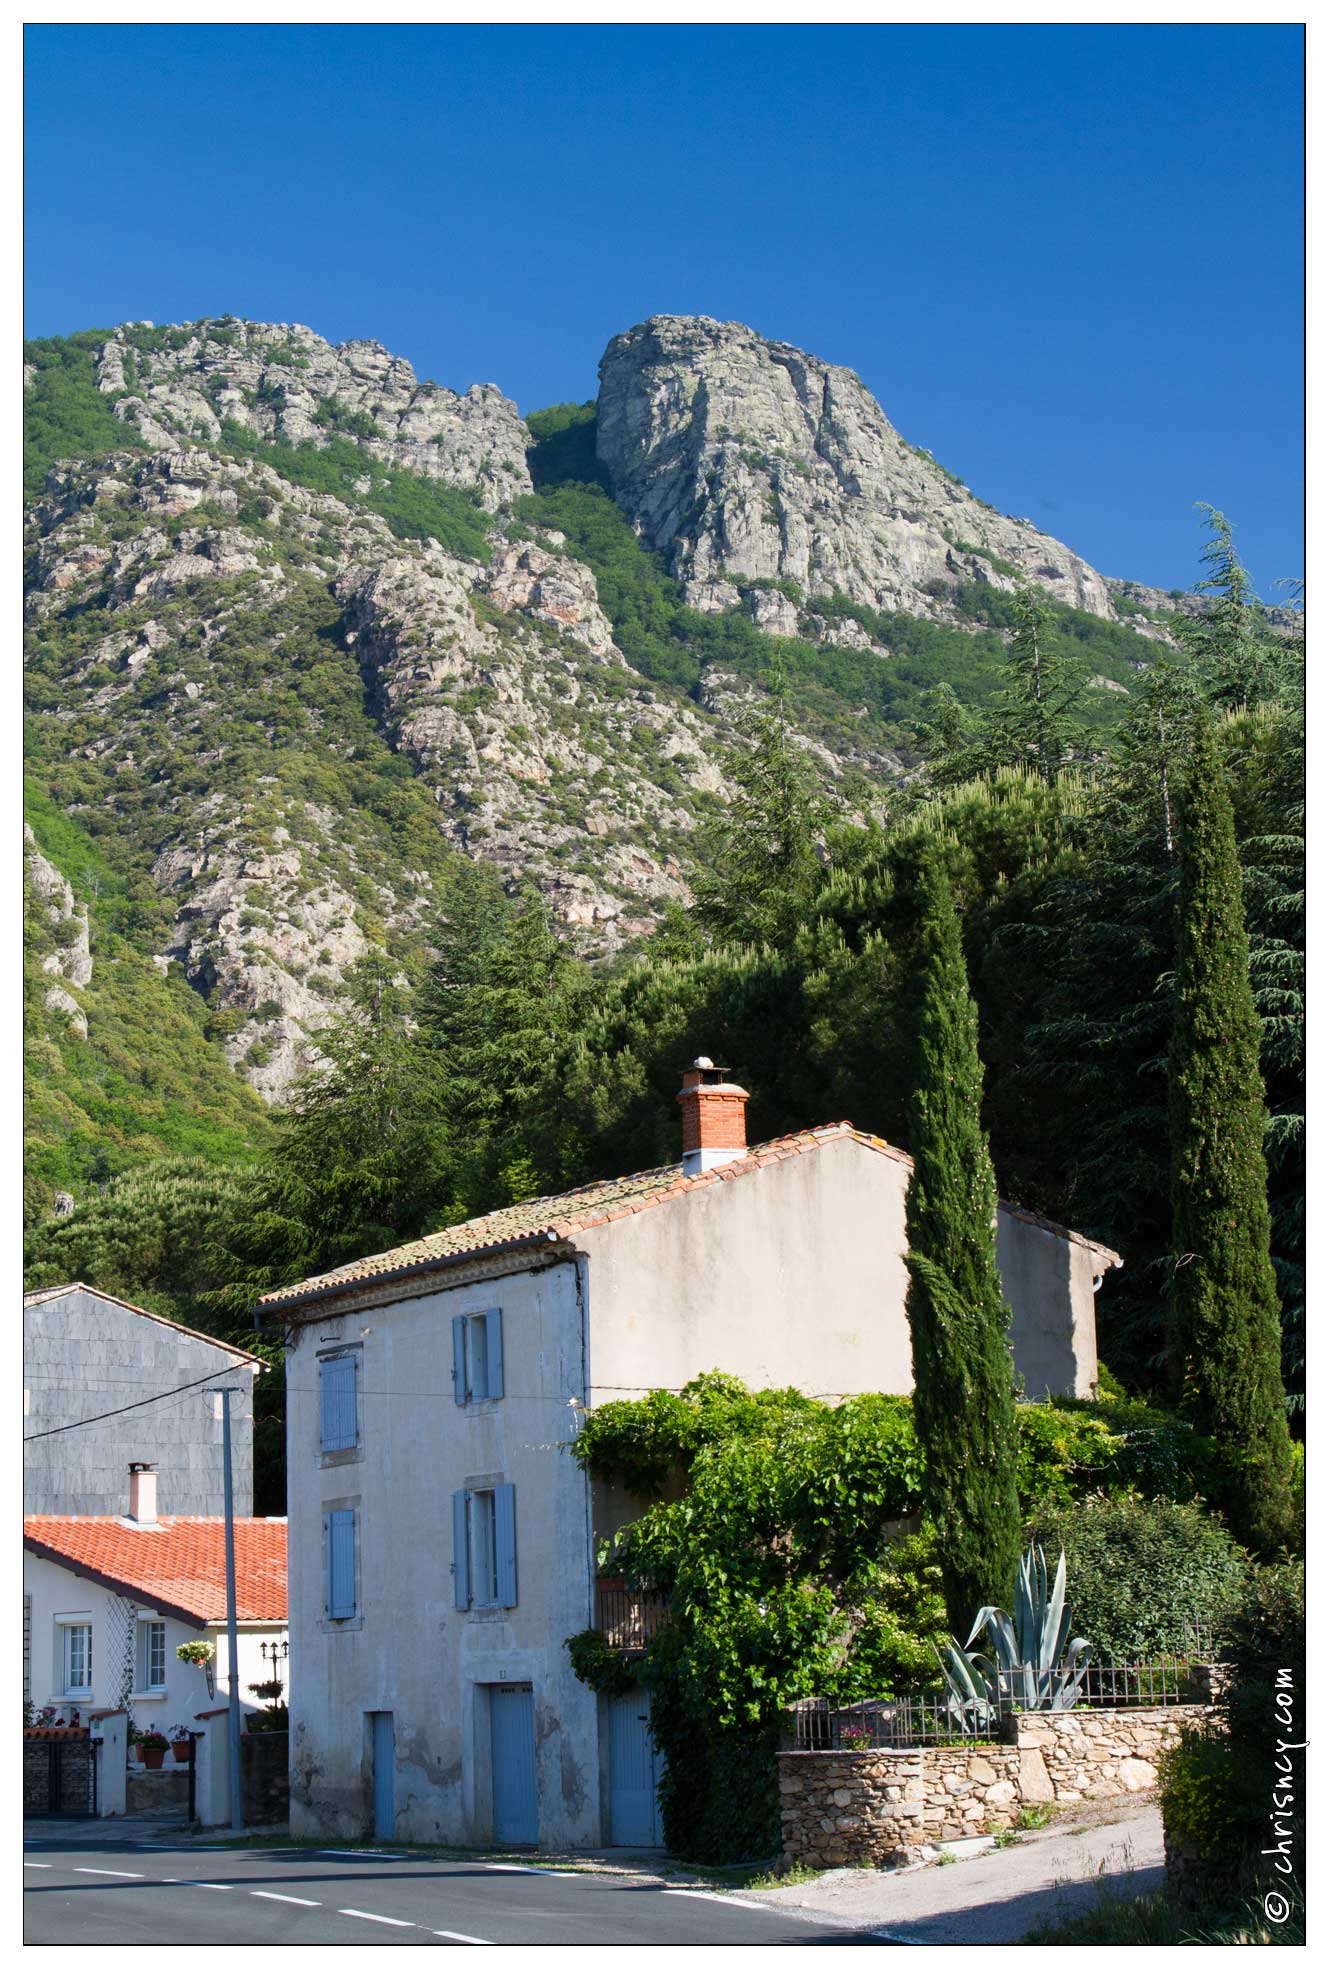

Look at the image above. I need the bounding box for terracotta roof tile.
[23,1517,287,1627]
[259,1121,1121,1313]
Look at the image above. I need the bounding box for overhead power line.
[22,1367,240,1442]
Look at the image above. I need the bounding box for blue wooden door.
[371,1712,395,1840]
[490,1684,537,1845]
[608,1691,663,1846]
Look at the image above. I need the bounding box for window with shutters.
[325,1508,358,1622]
[452,1484,517,1611]
[319,1348,361,1459]
[452,1310,504,1406]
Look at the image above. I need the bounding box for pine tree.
[904,845,1022,1630]
[1182,505,1269,712]
[991,582,1084,783]
[693,671,828,954]
[1168,706,1295,1550]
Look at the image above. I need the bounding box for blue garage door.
[608,1691,664,1846]
[490,1684,537,1845]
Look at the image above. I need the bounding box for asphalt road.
[23,1831,881,1946]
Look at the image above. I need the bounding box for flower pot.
[137,1745,166,1769]
[170,1740,191,1763]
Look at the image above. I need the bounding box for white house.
[23,1464,288,1742]
[264,1058,1121,1850]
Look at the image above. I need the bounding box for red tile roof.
[260,1121,1122,1314]
[23,1517,287,1628]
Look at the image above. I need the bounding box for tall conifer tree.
[1168,707,1295,1550]
[904,844,1022,1630]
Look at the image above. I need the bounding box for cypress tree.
[1168,706,1295,1550]
[904,844,1022,1631]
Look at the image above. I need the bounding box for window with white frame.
[140,1619,167,1692]
[452,1310,503,1405]
[62,1623,92,1697]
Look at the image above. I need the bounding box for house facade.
[23,1283,262,1517]
[23,1467,288,1738]
[266,1061,1121,1849]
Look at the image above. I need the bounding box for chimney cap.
[128,1461,157,1474]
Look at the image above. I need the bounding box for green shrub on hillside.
[23,332,139,495]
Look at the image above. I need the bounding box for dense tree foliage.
[1167,709,1296,1550]
[903,846,1021,1629]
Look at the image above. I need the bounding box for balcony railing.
[594,1580,670,1654]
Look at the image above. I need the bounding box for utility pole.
[214,1386,244,1833]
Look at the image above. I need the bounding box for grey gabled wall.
[23,1288,256,1516]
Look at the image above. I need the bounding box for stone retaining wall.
[779,1704,1211,1869]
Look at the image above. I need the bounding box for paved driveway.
[744,1799,1166,1942]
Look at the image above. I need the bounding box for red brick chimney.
[677,1057,750,1176]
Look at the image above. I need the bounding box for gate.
[24,1736,97,1818]
[607,1691,663,1846]
[489,1684,537,1845]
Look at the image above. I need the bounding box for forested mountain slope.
[26,311,1298,1270]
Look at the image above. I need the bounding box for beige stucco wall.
[286,1258,603,1847]
[580,1137,916,1402]
[580,1136,1100,1405]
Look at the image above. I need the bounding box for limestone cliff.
[597,314,1115,622]
[98,319,532,510]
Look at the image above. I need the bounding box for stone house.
[23,1464,288,1738]
[264,1057,1121,1850]
[23,1282,262,1517]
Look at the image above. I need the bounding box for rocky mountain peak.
[96,318,532,510]
[596,313,1114,622]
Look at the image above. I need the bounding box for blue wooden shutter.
[452,1490,470,1609]
[484,1311,504,1401]
[321,1356,357,1451]
[452,1316,468,1405]
[327,1509,356,1618]
[495,1484,517,1608]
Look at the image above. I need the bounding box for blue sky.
[25,24,1303,595]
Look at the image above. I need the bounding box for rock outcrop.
[597,314,1116,622]
[97,319,532,510]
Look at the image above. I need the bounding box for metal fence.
[788,1696,1002,1751]
[788,1627,1223,1751]
[594,1582,671,1653]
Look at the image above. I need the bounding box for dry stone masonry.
[778,1705,1209,1868]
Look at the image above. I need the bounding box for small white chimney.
[128,1463,158,1526]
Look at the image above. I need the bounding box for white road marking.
[338,1908,415,1926]
[320,1847,409,1858]
[189,1882,233,1891]
[252,1890,322,1906]
[75,1868,145,1879]
[483,1862,578,1877]
[662,1888,769,1909]
[432,1931,494,1945]
[23,1863,52,1869]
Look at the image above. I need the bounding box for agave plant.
[935,1544,1093,1729]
